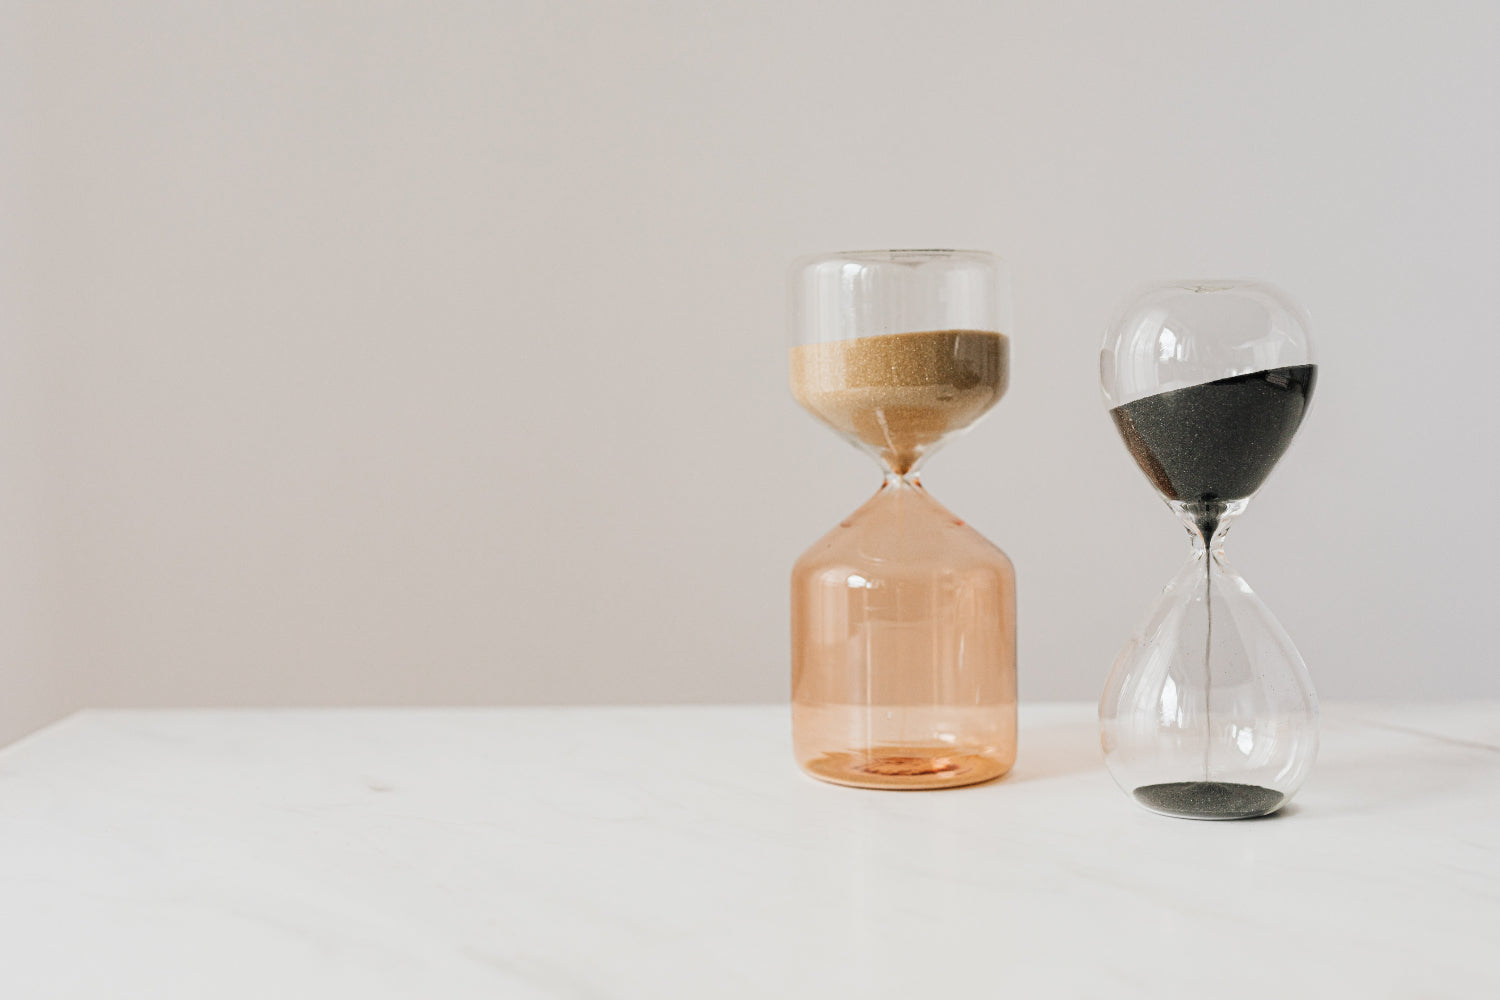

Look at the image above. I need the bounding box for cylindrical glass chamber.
[789,250,1017,790]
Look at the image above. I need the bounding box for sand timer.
[788,250,1016,790]
[1099,280,1319,819]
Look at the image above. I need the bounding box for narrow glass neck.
[882,470,923,490]
[875,439,941,480]
[1171,498,1248,554]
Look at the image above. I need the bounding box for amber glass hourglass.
[789,250,1016,790]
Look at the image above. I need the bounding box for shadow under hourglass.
[1004,717,1107,784]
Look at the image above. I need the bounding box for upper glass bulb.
[1100,280,1315,410]
[1101,281,1317,543]
[788,250,1011,476]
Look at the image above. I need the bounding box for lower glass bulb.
[1099,517,1317,820]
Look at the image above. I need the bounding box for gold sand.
[789,329,1009,474]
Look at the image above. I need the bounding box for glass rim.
[1141,277,1269,294]
[792,248,1005,268]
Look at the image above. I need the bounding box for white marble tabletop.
[0,703,1495,999]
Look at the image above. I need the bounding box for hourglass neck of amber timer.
[1100,280,1319,819]
[788,250,1017,790]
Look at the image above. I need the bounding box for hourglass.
[1099,280,1319,819]
[789,250,1016,790]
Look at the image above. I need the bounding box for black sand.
[1110,365,1317,512]
[1134,781,1285,820]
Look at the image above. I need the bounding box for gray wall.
[4,1,1497,744]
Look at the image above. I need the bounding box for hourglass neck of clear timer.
[1100,280,1320,820]
[788,251,1018,791]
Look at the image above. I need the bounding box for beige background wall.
[4,1,1497,744]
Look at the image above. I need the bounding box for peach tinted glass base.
[791,478,1017,789]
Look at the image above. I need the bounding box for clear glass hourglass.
[788,250,1017,790]
[1099,280,1319,819]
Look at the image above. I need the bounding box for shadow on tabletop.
[1004,719,1107,785]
